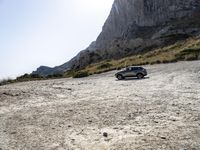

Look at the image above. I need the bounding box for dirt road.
[0,61,200,150]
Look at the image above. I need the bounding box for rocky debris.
[1,61,200,149]
[160,136,167,140]
[2,92,20,97]
[103,132,108,137]
[10,132,17,135]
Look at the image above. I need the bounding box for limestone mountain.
[33,0,200,76]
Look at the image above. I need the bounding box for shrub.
[117,67,122,70]
[16,73,44,82]
[97,63,113,70]
[184,54,198,61]
[72,71,89,78]
[0,79,7,86]
[47,74,63,78]
[150,61,157,65]
[175,48,200,61]
[53,74,63,78]
[181,48,200,54]
[0,78,13,86]
[156,60,161,64]
[21,73,30,78]
[16,73,31,80]
[30,74,42,78]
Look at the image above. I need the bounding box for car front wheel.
[137,73,144,79]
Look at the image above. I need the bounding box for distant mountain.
[33,0,200,76]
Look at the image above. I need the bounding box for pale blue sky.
[0,0,114,79]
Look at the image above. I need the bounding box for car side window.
[132,67,138,71]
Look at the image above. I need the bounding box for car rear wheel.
[137,73,144,79]
[117,74,124,80]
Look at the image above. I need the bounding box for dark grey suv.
[115,66,147,80]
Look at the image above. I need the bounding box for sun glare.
[77,0,114,11]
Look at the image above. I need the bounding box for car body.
[115,66,147,80]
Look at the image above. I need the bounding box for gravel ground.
[0,61,200,150]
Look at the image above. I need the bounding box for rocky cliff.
[96,0,200,48]
[33,0,200,76]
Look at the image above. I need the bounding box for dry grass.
[2,37,199,85]
[0,78,14,86]
[78,37,200,75]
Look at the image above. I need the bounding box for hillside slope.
[33,0,200,76]
[78,37,200,75]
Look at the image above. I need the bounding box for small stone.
[10,131,17,134]
[160,136,166,140]
[104,138,111,142]
[103,132,108,137]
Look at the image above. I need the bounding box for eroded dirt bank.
[0,61,200,150]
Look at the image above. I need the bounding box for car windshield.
[125,67,131,71]
[121,68,127,71]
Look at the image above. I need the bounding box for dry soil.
[0,61,200,150]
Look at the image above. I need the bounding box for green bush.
[16,73,30,79]
[181,48,200,54]
[155,60,161,64]
[0,79,7,86]
[97,63,113,70]
[30,74,42,78]
[47,74,63,78]
[175,48,200,61]
[184,54,198,61]
[72,71,89,78]
[16,73,44,81]
[0,78,14,86]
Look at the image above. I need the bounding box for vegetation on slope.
[0,73,64,86]
[1,37,200,86]
[73,37,200,75]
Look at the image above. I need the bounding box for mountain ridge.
[33,0,200,76]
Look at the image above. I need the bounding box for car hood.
[115,70,126,75]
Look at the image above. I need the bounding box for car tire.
[137,73,144,79]
[117,74,124,80]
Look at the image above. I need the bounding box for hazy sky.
[0,0,114,79]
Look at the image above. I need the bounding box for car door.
[130,67,138,77]
[123,67,132,77]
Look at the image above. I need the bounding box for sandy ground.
[0,61,200,150]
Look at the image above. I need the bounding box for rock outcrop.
[96,0,200,48]
[33,0,200,76]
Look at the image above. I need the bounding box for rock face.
[96,0,200,48]
[33,0,200,76]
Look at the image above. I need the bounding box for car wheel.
[117,74,124,80]
[137,73,144,79]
